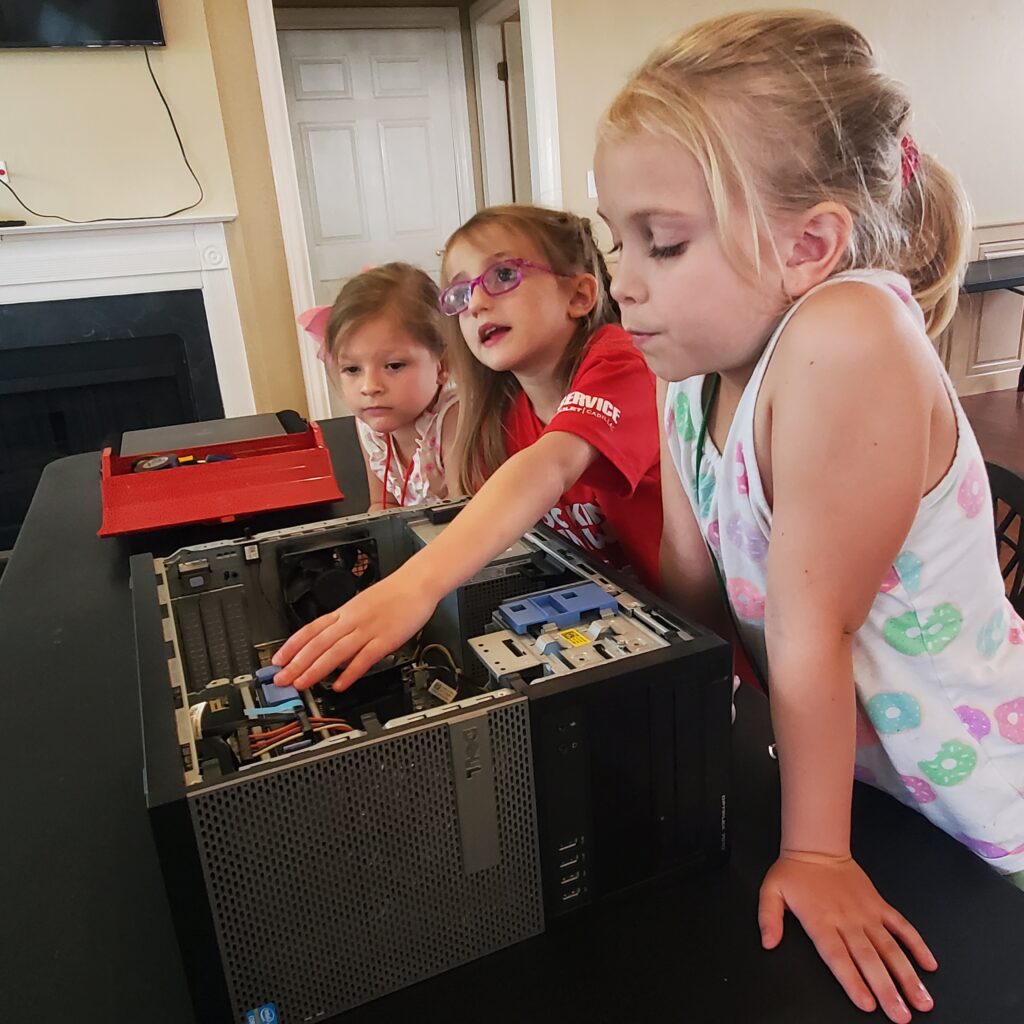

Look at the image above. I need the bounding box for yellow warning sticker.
[559,628,590,647]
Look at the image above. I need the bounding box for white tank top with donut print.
[666,268,1024,880]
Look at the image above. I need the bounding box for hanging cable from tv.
[0,47,204,224]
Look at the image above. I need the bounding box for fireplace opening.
[0,290,223,549]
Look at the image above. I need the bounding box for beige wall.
[205,0,310,416]
[10,2,1018,415]
[0,0,311,415]
[0,0,235,222]
[552,0,1024,231]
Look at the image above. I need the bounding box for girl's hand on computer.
[758,852,937,1023]
[272,569,439,692]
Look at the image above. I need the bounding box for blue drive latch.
[497,583,618,635]
[255,664,301,705]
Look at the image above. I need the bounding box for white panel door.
[502,19,532,202]
[279,28,467,304]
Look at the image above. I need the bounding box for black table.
[3,418,1023,1024]
[964,254,1024,297]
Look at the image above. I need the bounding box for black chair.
[986,461,1024,615]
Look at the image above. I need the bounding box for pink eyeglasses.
[438,258,569,316]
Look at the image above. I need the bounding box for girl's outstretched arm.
[760,284,940,1024]
[272,430,598,691]
[655,377,727,634]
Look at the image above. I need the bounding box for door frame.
[470,0,562,209]
[247,2,477,420]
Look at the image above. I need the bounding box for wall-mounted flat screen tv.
[0,1,165,48]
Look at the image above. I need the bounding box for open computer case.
[132,500,732,1023]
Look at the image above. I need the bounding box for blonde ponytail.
[897,153,971,336]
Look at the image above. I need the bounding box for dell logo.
[463,726,482,779]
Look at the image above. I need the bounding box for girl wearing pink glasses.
[273,204,662,692]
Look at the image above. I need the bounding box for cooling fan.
[278,536,379,628]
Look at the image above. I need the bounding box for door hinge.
[497,60,508,83]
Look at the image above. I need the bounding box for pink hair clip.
[900,134,921,189]
[297,305,332,363]
[297,268,375,363]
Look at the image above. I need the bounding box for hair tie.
[297,305,332,363]
[900,134,921,188]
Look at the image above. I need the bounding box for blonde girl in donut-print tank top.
[667,269,1024,886]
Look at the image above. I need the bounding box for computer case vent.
[188,700,542,1022]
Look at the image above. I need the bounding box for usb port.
[561,886,582,902]
[557,838,579,853]
[559,854,579,870]
[560,871,581,886]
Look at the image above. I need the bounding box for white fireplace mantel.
[0,216,255,417]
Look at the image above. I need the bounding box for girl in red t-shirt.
[273,205,663,694]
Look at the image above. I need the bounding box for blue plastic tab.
[497,583,618,635]
[245,700,303,718]
[262,681,301,705]
[256,666,299,704]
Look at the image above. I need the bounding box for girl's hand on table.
[759,852,937,1023]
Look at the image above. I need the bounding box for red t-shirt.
[502,324,662,589]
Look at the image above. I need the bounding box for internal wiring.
[251,719,352,754]
[419,644,458,673]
